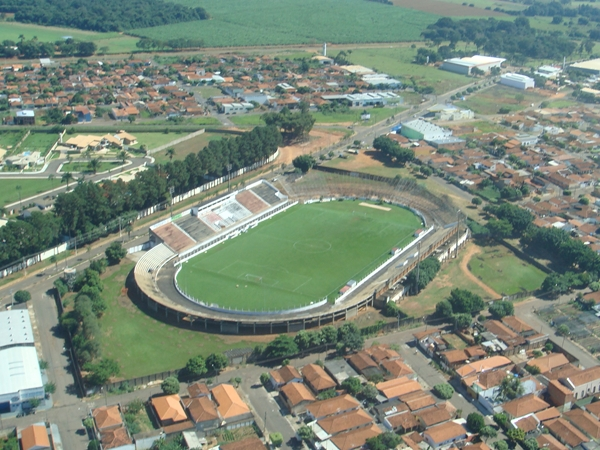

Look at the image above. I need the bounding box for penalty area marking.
[359,202,391,211]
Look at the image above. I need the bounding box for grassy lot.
[476,186,501,202]
[195,86,225,98]
[130,132,188,151]
[152,132,229,165]
[19,132,59,157]
[347,46,472,94]
[0,130,26,152]
[443,333,468,350]
[0,178,57,206]
[230,115,264,126]
[542,98,581,109]
[0,21,138,53]
[314,106,406,125]
[459,121,508,136]
[60,161,121,173]
[398,242,492,316]
[135,0,440,47]
[177,201,422,311]
[468,244,547,296]
[460,85,550,115]
[99,261,259,379]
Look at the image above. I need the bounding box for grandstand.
[135,243,176,282]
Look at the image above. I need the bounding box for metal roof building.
[440,55,505,75]
[0,310,45,413]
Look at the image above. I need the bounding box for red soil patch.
[390,0,506,16]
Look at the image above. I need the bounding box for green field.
[460,85,550,115]
[0,130,26,152]
[177,201,422,311]
[468,244,546,295]
[0,178,57,206]
[20,132,59,157]
[347,47,472,94]
[152,132,229,165]
[134,0,440,47]
[99,262,256,378]
[61,161,121,173]
[0,21,138,54]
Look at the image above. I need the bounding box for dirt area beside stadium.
[279,129,345,165]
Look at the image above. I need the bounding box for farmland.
[134,0,441,47]
[390,0,506,16]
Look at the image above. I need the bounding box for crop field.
[390,0,505,16]
[0,178,57,206]
[19,132,58,157]
[0,21,138,54]
[460,85,550,115]
[347,47,472,94]
[176,201,421,312]
[468,244,547,296]
[134,0,441,47]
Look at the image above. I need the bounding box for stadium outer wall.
[132,201,466,334]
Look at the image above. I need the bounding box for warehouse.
[400,119,453,141]
[500,73,535,90]
[0,310,45,413]
[440,55,505,75]
[570,58,600,75]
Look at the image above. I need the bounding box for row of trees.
[0,126,282,268]
[135,38,206,51]
[421,17,577,60]
[0,37,97,59]
[405,256,441,292]
[0,0,209,32]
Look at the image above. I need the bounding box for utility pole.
[169,186,175,218]
[455,210,461,259]
[414,241,422,295]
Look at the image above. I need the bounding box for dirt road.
[459,243,501,299]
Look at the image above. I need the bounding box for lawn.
[347,46,472,94]
[60,161,121,173]
[460,85,550,115]
[99,261,259,379]
[230,115,264,126]
[313,106,406,125]
[398,242,492,317]
[468,244,547,296]
[152,132,229,165]
[177,201,422,312]
[130,132,189,151]
[19,132,59,157]
[135,0,441,47]
[0,130,26,152]
[0,21,138,53]
[195,86,225,99]
[0,178,57,206]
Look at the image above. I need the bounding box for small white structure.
[500,73,535,90]
[535,65,562,78]
[440,55,505,75]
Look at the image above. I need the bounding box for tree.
[84,358,120,386]
[337,322,364,354]
[317,389,337,400]
[44,382,56,394]
[366,433,401,450]
[165,147,175,161]
[542,273,571,298]
[105,241,127,265]
[292,155,316,173]
[83,417,95,430]
[448,288,484,315]
[525,364,541,375]
[14,290,31,304]
[506,427,526,443]
[435,300,453,318]
[486,218,513,239]
[522,438,539,450]
[118,150,127,166]
[480,426,497,441]
[452,313,472,330]
[184,355,207,378]
[88,440,100,450]
[493,441,508,450]
[61,171,75,189]
[420,166,433,177]
[361,384,379,402]
[88,157,102,174]
[466,412,485,433]
[433,383,454,399]
[264,335,299,359]
[373,135,413,166]
[499,375,524,401]
[270,433,283,447]
[28,398,41,409]
[206,353,228,372]
[342,377,363,395]
[260,373,270,386]
[557,324,570,336]
[161,376,180,395]
[493,412,508,429]
[488,300,514,319]
[471,197,482,208]
[515,93,525,104]
[297,426,315,442]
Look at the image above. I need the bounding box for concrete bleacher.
[236,190,269,214]
[151,223,196,252]
[250,183,281,205]
[136,243,176,277]
[176,215,215,242]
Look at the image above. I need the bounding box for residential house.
[376,377,421,401]
[564,408,600,440]
[324,360,360,386]
[559,366,600,400]
[329,423,382,450]
[151,395,188,427]
[413,329,446,357]
[305,394,360,421]
[399,390,437,412]
[314,409,373,440]
[584,401,600,420]
[115,131,137,146]
[380,359,415,379]
[302,364,337,394]
[423,421,467,449]
[182,396,220,432]
[536,434,568,450]
[269,365,303,390]
[279,382,315,416]
[187,382,210,399]
[545,418,590,448]
[415,404,452,429]
[93,405,123,431]
[384,411,420,434]
[73,105,92,122]
[547,380,576,408]
[211,384,253,429]
[20,425,50,450]
[440,349,470,369]
[347,352,383,379]
[100,427,133,450]
[15,110,35,125]
[502,394,550,420]
[530,353,570,375]
[455,356,512,380]
[513,414,540,435]
[374,400,408,422]
[363,345,401,364]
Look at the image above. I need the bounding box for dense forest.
[0,0,209,32]
[0,126,282,268]
[421,17,577,60]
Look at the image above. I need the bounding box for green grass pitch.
[176,201,422,312]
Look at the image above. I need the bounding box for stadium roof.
[571,58,600,72]
[0,309,34,349]
[0,346,44,398]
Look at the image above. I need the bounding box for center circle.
[293,239,332,253]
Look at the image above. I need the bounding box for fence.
[103,370,181,392]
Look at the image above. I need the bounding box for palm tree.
[165,147,175,161]
[61,172,74,189]
[48,174,55,189]
[498,376,524,401]
[88,157,102,174]
[117,151,127,172]
[16,185,22,210]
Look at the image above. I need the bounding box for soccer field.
[176,201,422,312]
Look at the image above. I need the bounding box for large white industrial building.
[400,118,453,141]
[440,55,505,75]
[500,73,535,90]
[0,309,45,413]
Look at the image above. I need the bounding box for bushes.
[433,383,454,399]
[13,290,31,303]
[466,413,485,433]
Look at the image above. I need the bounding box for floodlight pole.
[414,241,422,295]
[455,209,462,259]
[227,164,232,192]
[169,186,175,218]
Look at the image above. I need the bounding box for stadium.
[133,170,467,334]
